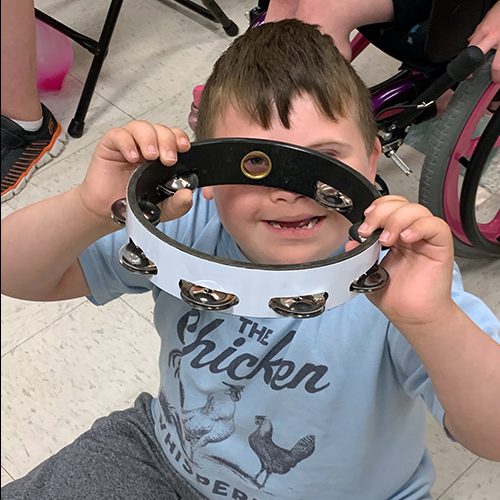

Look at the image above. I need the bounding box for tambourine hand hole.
[240,151,272,179]
[268,292,328,318]
[111,198,127,226]
[179,279,239,311]
[119,239,158,275]
[157,172,199,197]
[350,264,389,293]
[314,181,353,213]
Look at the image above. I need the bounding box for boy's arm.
[1,188,115,300]
[356,195,500,460]
[394,302,500,461]
[1,121,192,302]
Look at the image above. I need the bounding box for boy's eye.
[319,150,340,159]
[241,152,272,179]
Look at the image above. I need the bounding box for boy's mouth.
[266,216,323,230]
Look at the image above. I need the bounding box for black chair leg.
[35,0,237,138]
[171,0,239,36]
[67,0,123,137]
[35,0,124,138]
[200,0,239,35]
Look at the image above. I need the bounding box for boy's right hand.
[78,120,192,224]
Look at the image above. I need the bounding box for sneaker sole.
[1,123,68,203]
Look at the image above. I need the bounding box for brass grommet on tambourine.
[114,137,389,318]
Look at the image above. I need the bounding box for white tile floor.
[1,0,499,497]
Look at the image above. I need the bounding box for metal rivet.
[268,292,328,318]
[179,279,239,311]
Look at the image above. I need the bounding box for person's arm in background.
[1,121,192,301]
[263,0,394,60]
[264,0,500,82]
[469,1,500,83]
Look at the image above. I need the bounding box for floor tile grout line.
[435,457,480,499]
[118,297,155,327]
[0,300,86,358]
[1,465,15,483]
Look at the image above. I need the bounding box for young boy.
[1,20,499,500]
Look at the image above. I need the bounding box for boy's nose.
[269,188,305,203]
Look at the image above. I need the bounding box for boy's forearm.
[1,187,118,300]
[394,305,500,460]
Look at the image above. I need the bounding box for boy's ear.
[367,137,382,183]
[202,186,214,200]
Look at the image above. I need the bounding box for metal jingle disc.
[138,199,161,225]
[119,240,158,275]
[111,198,127,226]
[179,279,239,311]
[314,181,353,213]
[268,292,328,318]
[350,264,389,293]
[158,173,199,197]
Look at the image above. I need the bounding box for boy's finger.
[153,124,184,166]
[377,205,440,247]
[98,127,141,163]
[399,216,453,251]
[379,204,434,246]
[160,188,193,221]
[358,198,410,236]
[124,120,162,161]
[363,195,408,215]
[170,127,191,153]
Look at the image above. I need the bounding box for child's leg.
[1,393,200,499]
[264,0,395,60]
[0,0,41,121]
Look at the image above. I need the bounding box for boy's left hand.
[352,195,455,327]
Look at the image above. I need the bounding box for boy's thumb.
[160,189,193,221]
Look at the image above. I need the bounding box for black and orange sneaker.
[1,104,67,202]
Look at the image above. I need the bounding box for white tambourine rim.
[125,202,382,318]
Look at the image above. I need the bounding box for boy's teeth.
[269,217,319,229]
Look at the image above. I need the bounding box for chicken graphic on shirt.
[160,382,244,460]
[183,382,244,458]
[248,415,316,488]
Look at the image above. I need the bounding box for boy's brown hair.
[195,19,377,152]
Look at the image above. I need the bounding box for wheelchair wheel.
[419,61,500,258]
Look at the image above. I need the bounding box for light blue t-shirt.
[80,192,499,500]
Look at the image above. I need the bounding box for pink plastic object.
[188,84,205,132]
[35,19,74,92]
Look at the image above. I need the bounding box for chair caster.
[68,119,84,138]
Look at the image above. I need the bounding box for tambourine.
[111,138,389,318]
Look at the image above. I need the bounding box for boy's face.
[203,95,381,265]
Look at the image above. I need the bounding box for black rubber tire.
[418,61,497,258]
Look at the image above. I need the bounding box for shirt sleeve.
[387,262,500,430]
[79,228,153,305]
[79,192,220,305]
